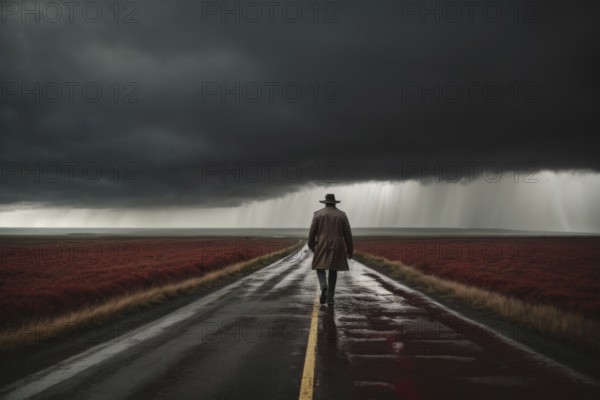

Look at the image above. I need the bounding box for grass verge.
[0,241,303,351]
[354,250,600,355]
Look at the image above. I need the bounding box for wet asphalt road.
[1,244,599,400]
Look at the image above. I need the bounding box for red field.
[356,237,600,318]
[0,237,295,326]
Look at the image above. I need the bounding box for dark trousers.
[316,269,337,303]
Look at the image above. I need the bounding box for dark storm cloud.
[1,0,599,208]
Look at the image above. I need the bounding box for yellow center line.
[299,291,320,400]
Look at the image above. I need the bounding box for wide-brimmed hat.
[319,193,340,204]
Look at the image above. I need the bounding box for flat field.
[355,237,600,317]
[0,236,295,326]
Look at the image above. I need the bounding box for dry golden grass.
[354,251,600,353]
[0,241,302,351]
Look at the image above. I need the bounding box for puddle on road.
[345,329,398,337]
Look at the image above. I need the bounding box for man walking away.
[308,193,353,306]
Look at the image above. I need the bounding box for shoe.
[320,287,328,304]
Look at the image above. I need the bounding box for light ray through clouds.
[1,171,599,232]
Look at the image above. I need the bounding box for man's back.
[308,205,353,271]
[313,206,349,238]
[308,194,352,306]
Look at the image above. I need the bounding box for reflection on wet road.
[1,244,598,400]
[316,258,600,400]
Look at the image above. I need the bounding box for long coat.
[308,206,353,270]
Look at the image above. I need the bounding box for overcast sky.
[1,1,599,230]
